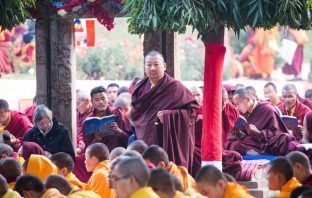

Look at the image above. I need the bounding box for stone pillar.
[36,18,76,148]
[143,32,180,80]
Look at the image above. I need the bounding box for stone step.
[238,180,268,189]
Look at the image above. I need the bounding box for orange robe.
[278,177,301,198]
[27,154,57,181]
[86,160,115,198]
[69,190,101,198]
[130,187,159,198]
[165,162,196,191]
[66,172,86,190]
[224,182,254,198]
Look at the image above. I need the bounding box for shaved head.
[0,143,13,158]
[45,174,72,195]
[127,140,148,154]
[122,150,142,158]
[115,157,150,187]
[245,86,257,99]
[0,174,8,197]
[233,88,250,98]
[0,157,21,182]
[195,165,227,186]
[287,151,310,168]
[86,143,109,161]
[109,147,127,161]
[145,50,165,63]
[264,82,277,92]
[282,84,298,95]
[142,145,169,166]
[269,157,294,181]
[148,168,175,197]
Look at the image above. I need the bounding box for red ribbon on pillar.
[201,43,226,164]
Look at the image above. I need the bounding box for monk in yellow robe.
[0,158,22,189]
[50,152,86,190]
[195,165,254,198]
[85,143,115,198]
[24,154,57,181]
[0,174,21,198]
[143,145,196,191]
[111,157,159,198]
[267,157,301,198]
[14,174,65,198]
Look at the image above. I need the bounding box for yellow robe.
[27,154,57,181]
[2,189,21,198]
[86,160,115,198]
[68,190,101,198]
[278,177,301,198]
[41,188,66,198]
[130,187,159,198]
[224,182,255,198]
[66,172,86,190]
[165,162,196,191]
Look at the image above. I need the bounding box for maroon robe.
[131,74,199,170]
[299,97,312,110]
[222,103,240,148]
[21,141,46,159]
[306,112,312,142]
[192,106,202,176]
[303,175,312,186]
[5,111,33,151]
[82,107,131,151]
[226,102,296,156]
[282,45,304,75]
[277,100,311,126]
[24,104,36,123]
[76,107,93,150]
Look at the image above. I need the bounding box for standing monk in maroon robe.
[0,99,33,151]
[226,88,295,156]
[131,51,199,171]
[277,84,311,140]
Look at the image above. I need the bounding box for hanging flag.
[74,19,95,47]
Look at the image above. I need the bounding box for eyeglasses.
[111,174,130,182]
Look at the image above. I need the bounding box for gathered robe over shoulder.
[131,74,199,170]
[277,100,311,126]
[278,177,301,198]
[226,102,295,155]
[83,107,131,151]
[5,111,33,150]
[224,182,254,198]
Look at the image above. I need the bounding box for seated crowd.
[1,53,312,197]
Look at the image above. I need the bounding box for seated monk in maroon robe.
[23,96,38,124]
[303,112,312,143]
[76,91,93,155]
[221,87,242,173]
[131,51,199,171]
[0,99,33,151]
[189,86,203,176]
[287,151,312,186]
[277,84,311,139]
[73,86,131,183]
[225,88,295,156]
[298,96,312,110]
[82,86,131,151]
[263,82,281,106]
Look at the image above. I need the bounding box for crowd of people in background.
[1,51,312,197]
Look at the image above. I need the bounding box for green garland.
[123,0,312,35]
[0,0,36,30]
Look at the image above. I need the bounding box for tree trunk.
[201,26,225,170]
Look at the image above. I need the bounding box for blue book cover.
[281,115,298,128]
[83,115,116,135]
[234,115,248,129]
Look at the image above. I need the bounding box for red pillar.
[201,40,226,169]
